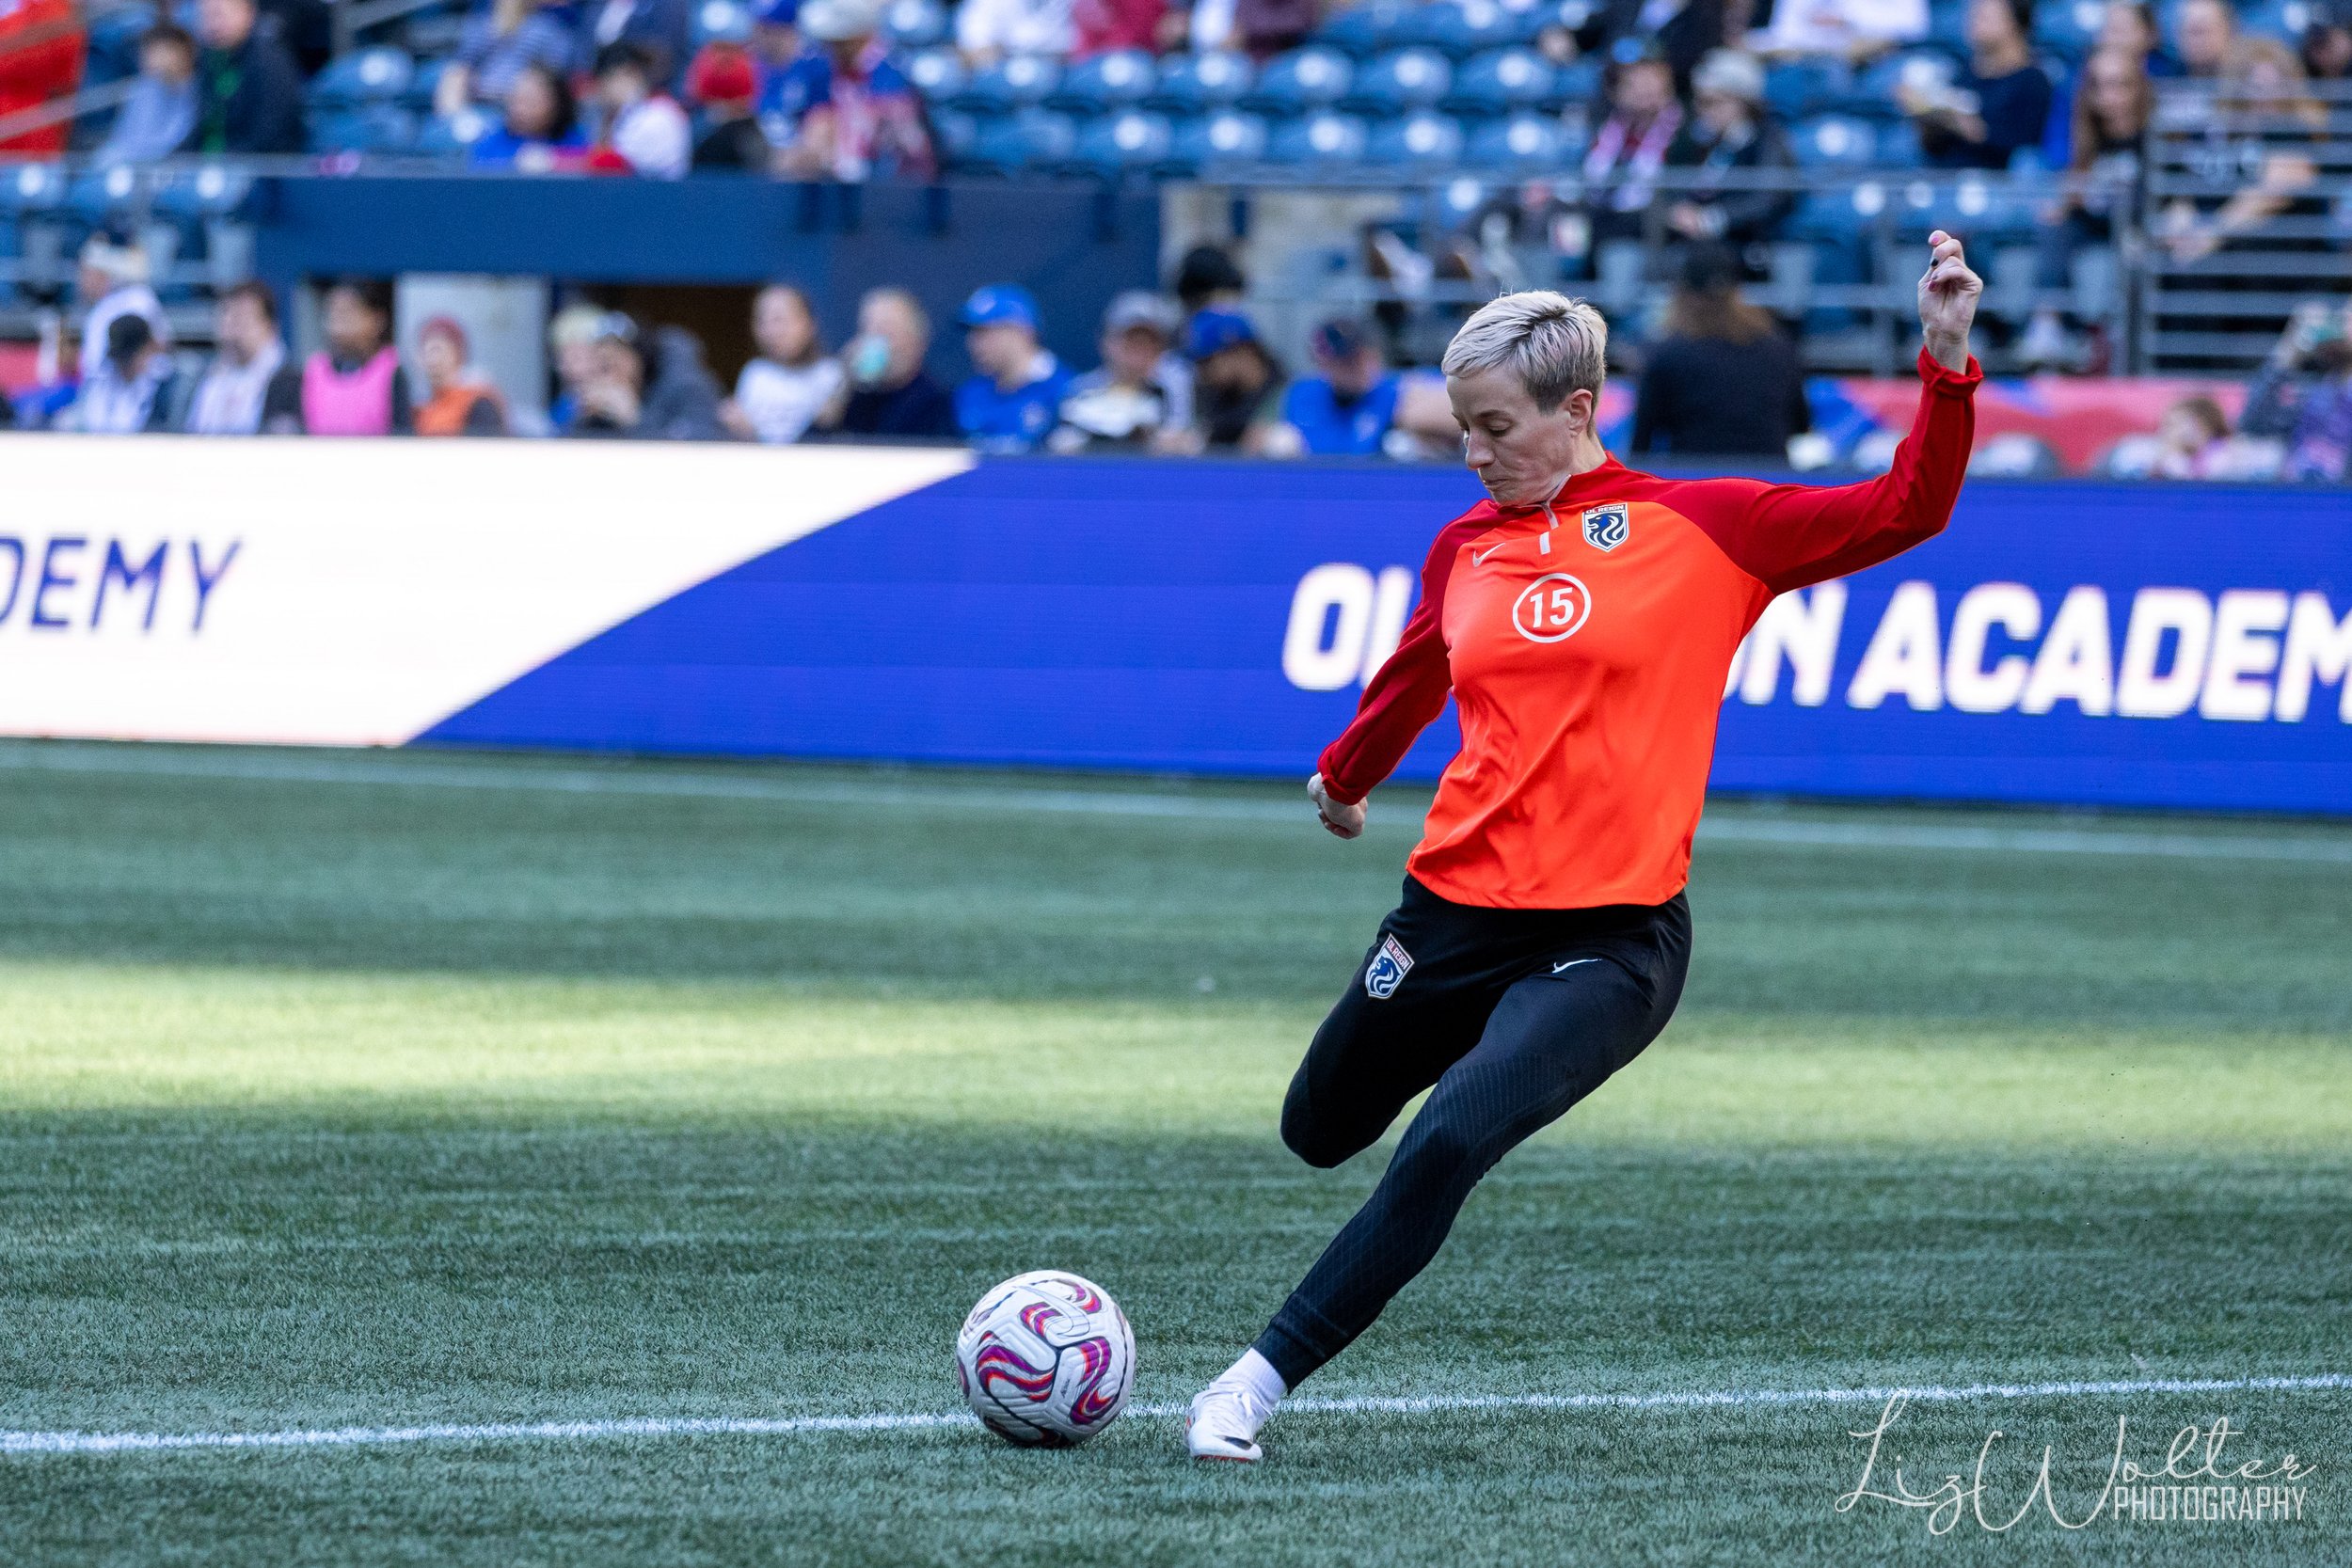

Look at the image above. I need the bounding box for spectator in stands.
[769,0,935,181]
[956,0,1074,59]
[830,287,959,436]
[579,0,691,87]
[438,0,584,114]
[2102,393,2276,479]
[1631,244,1807,457]
[547,302,608,433]
[1900,0,2052,169]
[721,283,844,441]
[2173,0,2233,80]
[1174,245,1248,324]
[413,317,509,436]
[184,0,304,154]
[0,0,85,158]
[1661,49,1797,255]
[1073,0,1174,56]
[67,315,183,435]
[1279,318,1399,457]
[689,43,773,168]
[1750,0,1925,61]
[2302,7,2352,82]
[570,314,727,438]
[2020,44,2149,367]
[594,41,692,177]
[1176,308,1290,454]
[304,279,410,436]
[1049,291,1189,452]
[953,285,1072,453]
[2098,0,2179,79]
[470,61,592,168]
[1176,0,1313,58]
[2155,39,2326,263]
[75,238,168,384]
[98,24,199,166]
[1585,55,1686,256]
[748,0,802,88]
[2240,303,2352,482]
[1542,0,1725,95]
[184,281,304,436]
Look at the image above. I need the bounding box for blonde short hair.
[1440,291,1608,410]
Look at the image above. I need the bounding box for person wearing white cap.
[1660,49,1798,249]
[771,0,935,180]
[1049,292,1194,453]
[75,238,170,385]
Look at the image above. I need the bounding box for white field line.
[2,743,2348,864]
[6,1373,2347,1457]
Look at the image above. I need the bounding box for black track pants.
[1252,877,1692,1389]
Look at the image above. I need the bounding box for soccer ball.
[954,1270,1135,1447]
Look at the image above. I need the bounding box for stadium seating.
[309,46,417,110]
[1444,48,1553,115]
[1265,110,1371,166]
[1346,48,1454,114]
[905,48,969,102]
[1165,108,1270,170]
[1464,111,1568,168]
[1050,50,1159,114]
[1070,108,1175,174]
[1244,48,1354,114]
[953,55,1062,114]
[692,0,754,45]
[1366,109,1466,167]
[964,107,1078,173]
[1791,114,1881,168]
[1145,50,1254,112]
[882,0,949,47]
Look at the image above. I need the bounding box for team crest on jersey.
[1364,934,1414,1000]
[1581,502,1630,553]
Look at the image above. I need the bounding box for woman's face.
[2310,24,2352,77]
[507,71,556,138]
[2088,54,2142,130]
[419,332,460,388]
[1613,62,1672,119]
[1966,0,2019,51]
[1695,87,1750,135]
[2158,406,2210,451]
[324,291,384,356]
[754,289,815,363]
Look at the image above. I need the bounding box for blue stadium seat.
[414,106,497,158]
[0,161,68,218]
[1850,47,1962,117]
[82,3,153,87]
[1147,50,1254,112]
[1420,0,1534,56]
[1787,182,1884,244]
[882,0,949,47]
[2238,0,2301,42]
[1266,109,1370,164]
[1548,54,1601,108]
[1426,174,1489,229]
[1446,47,1552,114]
[310,104,421,154]
[65,165,143,226]
[1876,117,1924,166]
[1764,57,1846,119]
[1050,49,1158,113]
[1928,0,1967,47]
[151,165,257,220]
[965,106,1079,172]
[1166,108,1270,169]
[1070,108,1176,172]
[2033,0,2106,56]
[691,0,753,44]
[407,55,451,110]
[1366,109,1465,166]
[905,47,969,102]
[952,54,1062,113]
[929,106,981,162]
[1245,47,1354,113]
[1346,47,1453,113]
[1791,114,1880,166]
[309,46,417,109]
[1893,175,2036,242]
[1465,111,1563,167]
[1317,0,1413,56]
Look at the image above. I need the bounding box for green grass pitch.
[0,740,2347,1565]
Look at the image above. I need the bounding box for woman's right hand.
[1309,774,1366,840]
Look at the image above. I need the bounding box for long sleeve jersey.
[1319,347,1981,911]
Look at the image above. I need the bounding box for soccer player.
[1185,232,1984,1463]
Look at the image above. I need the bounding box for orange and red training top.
[1318,348,1982,911]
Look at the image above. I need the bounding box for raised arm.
[1667,231,1984,593]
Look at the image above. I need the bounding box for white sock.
[1214,1347,1288,1408]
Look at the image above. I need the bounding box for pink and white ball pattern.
[954,1271,1135,1447]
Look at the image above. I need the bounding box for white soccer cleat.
[1185,1382,1274,1463]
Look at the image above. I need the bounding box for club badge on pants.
[1364,934,1414,1000]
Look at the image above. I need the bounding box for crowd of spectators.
[8,227,2351,478]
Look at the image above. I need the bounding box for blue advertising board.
[423,457,2352,816]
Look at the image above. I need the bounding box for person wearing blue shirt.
[954,285,1072,453]
[1280,318,1401,457]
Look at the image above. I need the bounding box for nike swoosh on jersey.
[1472,542,1508,565]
